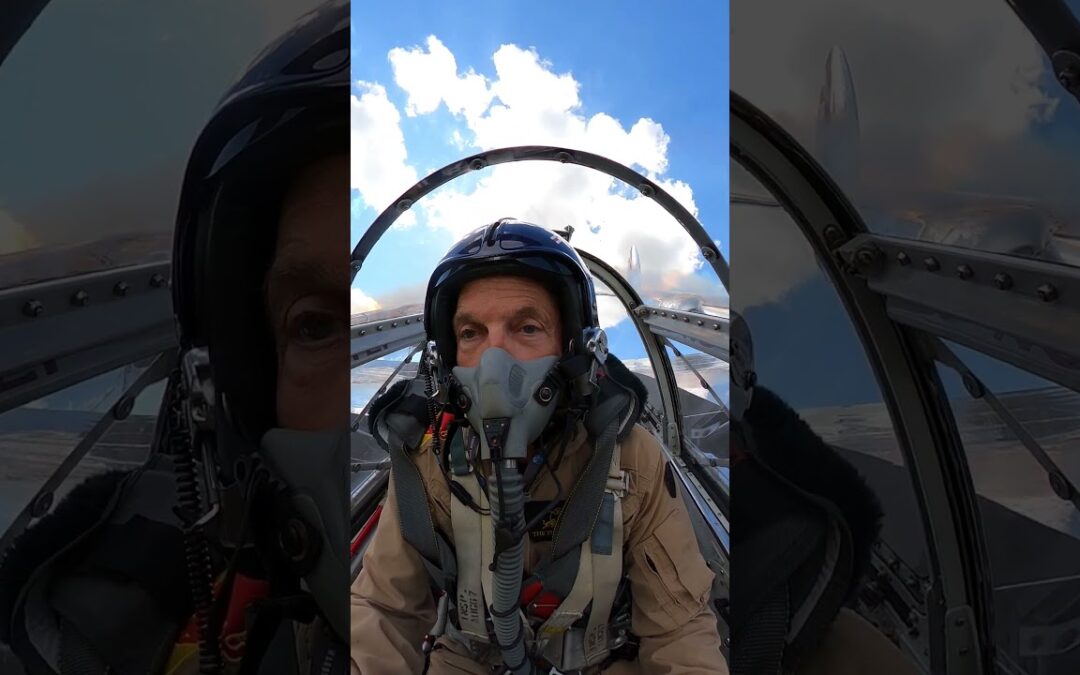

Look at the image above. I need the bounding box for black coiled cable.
[168,371,222,675]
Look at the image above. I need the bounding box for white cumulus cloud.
[380,36,712,297]
[351,81,418,226]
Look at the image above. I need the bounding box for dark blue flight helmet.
[171,0,348,441]
[424,218,601,369]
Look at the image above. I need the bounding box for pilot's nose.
[486,326,508,351]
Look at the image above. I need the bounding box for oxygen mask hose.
[453,349,561,675]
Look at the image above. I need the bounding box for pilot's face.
[266,153,350,430]
[454,276,563,368]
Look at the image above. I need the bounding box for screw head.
[1037,283,1058,302]
[113,281,129,296]
[22,300,44,317]
[397,199,412,211]
[897,251,911,266]
[456,394,471,411]
[855,246,880,268]
[701,246,716,260]
[150,273,167,288]
[70,290,90,306]
[537,386,553,403]
[923,257,940,271]
[957,264,973,280]
[638,182,655,197]
[469,158,486,170]
[113,396,134,420]
[823,225,846,248]
[993,273,1013,290]
[30,491,53,518]
[279,518,310,562]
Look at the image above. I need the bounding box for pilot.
[726,313,918,675]
[0,2,351,673]
[351,219,728,674]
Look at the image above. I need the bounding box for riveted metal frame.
[636,306,730,363]
[350,313,425,368]
[732,91,990,674]
[0,262,175,410]
[351,145,729,290]
[838,233,1080,393]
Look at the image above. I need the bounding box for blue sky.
[351,0,730,333]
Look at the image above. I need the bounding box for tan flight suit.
[351,422,729,675]
[796,609,919,675]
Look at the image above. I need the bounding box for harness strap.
[387,431,456,591]
[583,444,626,663]
[450,467,489,641]
[536,424,626,668]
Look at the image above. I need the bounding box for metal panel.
[350,313,425,368]
[838,233,1080,393]
[0,262,175,410]
[636,306,730,362]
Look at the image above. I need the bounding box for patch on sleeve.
[524,500,565,542]
[664,461,678,499]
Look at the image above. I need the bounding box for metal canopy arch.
[731,91,991,674]
[350,145,729,291]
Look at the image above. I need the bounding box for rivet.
[823,224,846,248]
[923,257,940,271]
[30,491,53,518]
[360,330,366,336]
[713,323,721,330]
[1037,283,1058,302]
[701,246,716,260]
[376,324,384,331]
[22,300,44,317]
[391,322,398,328]
[697,320,704,326]
[856,247,879,268]
[70,290,90,306]
[555,151,572,163]
[683,316,690,322]
[897,251,911,266]
[469,158,486,170]
[397,199,412,211]
[638,182,655,198]
[993,273,1013,290]
[113,396,134,420]
[150,273,167,288]
[114,281,129,296]
[956,264,973,280]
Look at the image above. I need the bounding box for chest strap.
[535,422,626,669]
[437,417,629,671]
[449,433,489,641]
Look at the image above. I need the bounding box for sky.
[350,0,731,335]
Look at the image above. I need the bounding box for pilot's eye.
[287,308,344,348]
[459,327,478,341]
[520,324,541,335]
